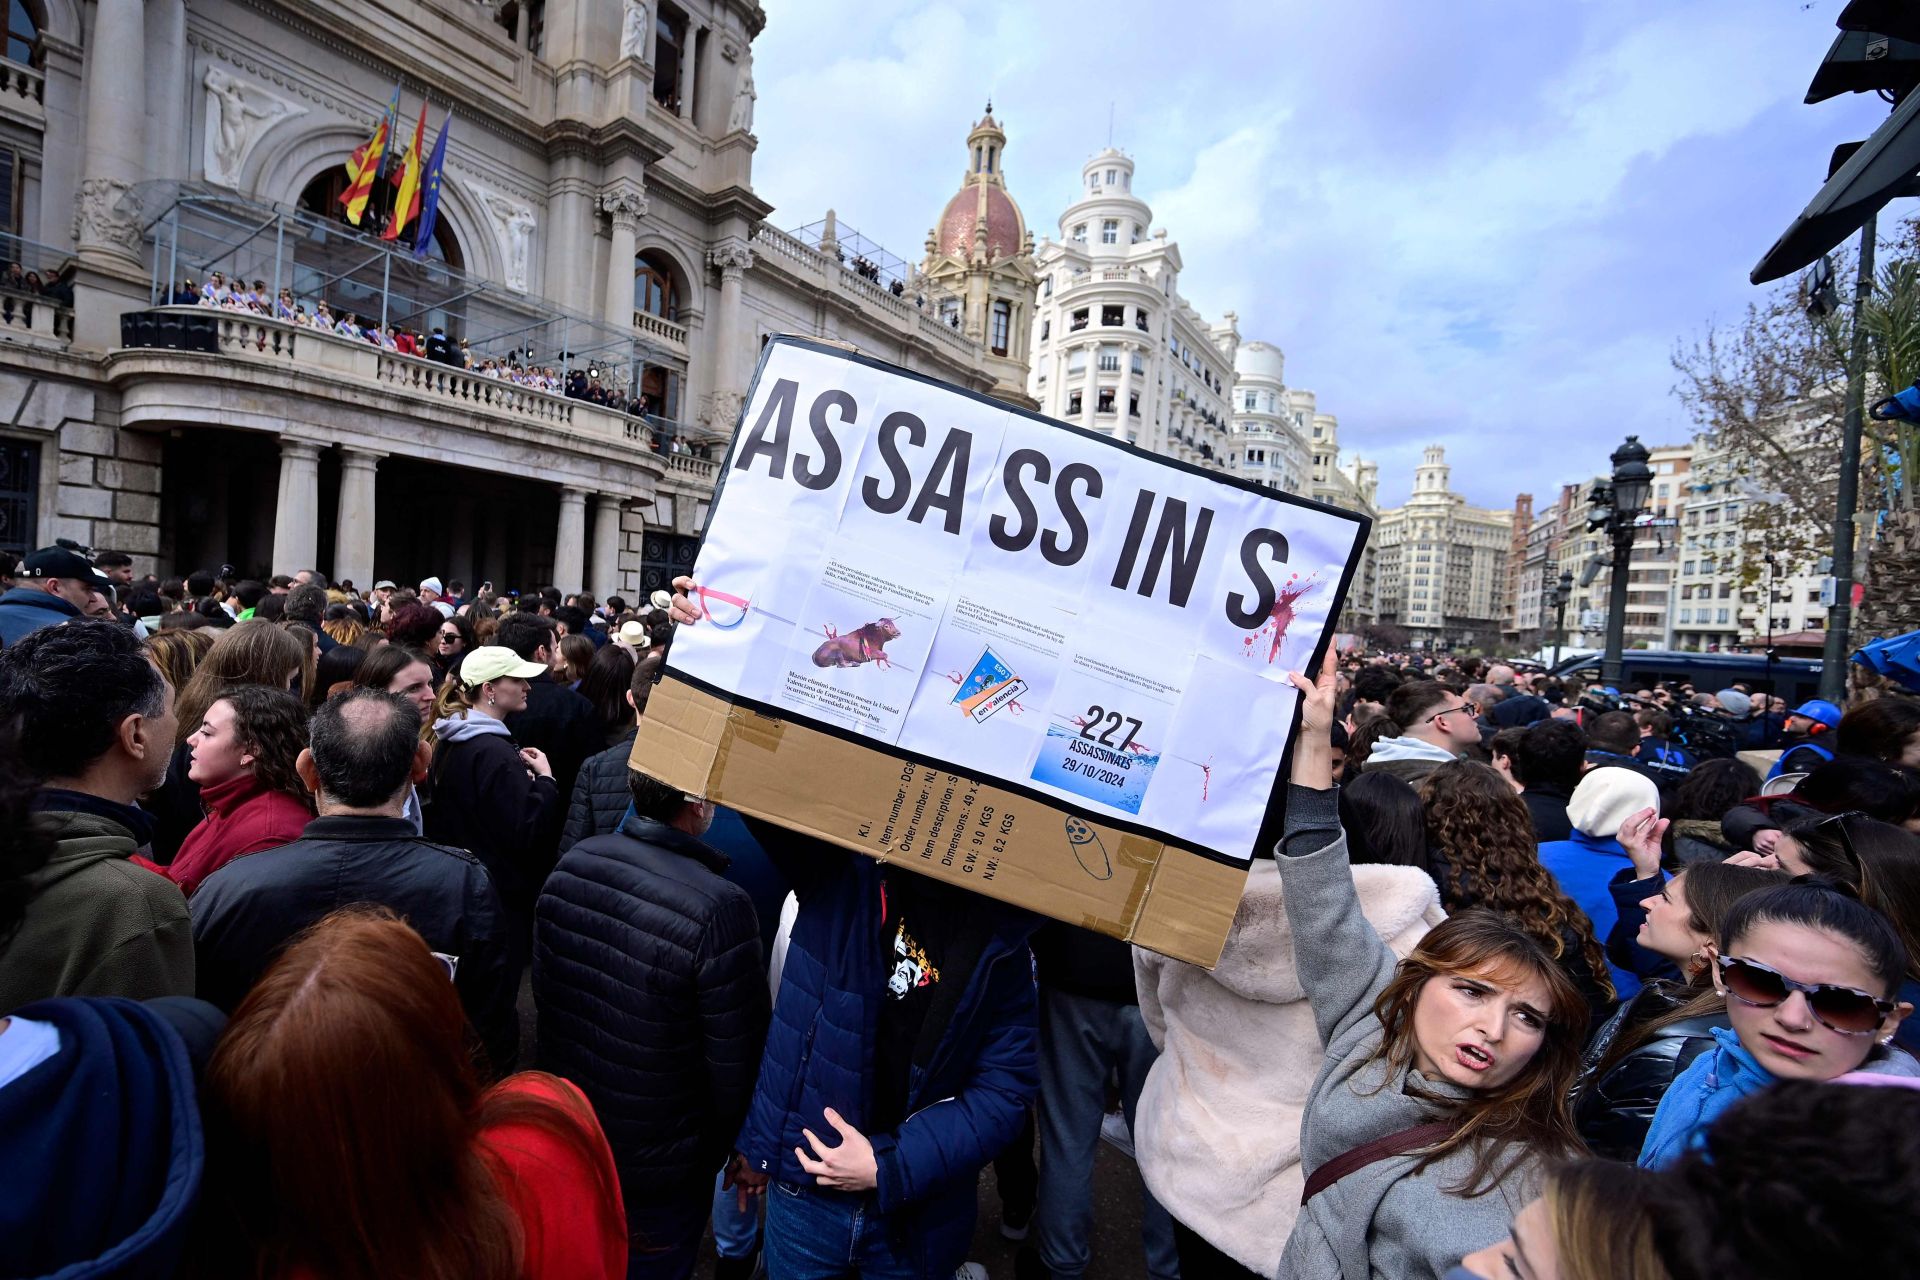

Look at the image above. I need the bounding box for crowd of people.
[3,543,1920,1280]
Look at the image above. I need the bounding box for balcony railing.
[0,56,44,126]
[632,309,688,348]
[117,307,672,447]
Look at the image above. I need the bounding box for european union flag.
[413,111,451,256]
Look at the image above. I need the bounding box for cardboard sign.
[630,338,1370,965]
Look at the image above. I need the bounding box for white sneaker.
[953,1264,989,1280]
[1099,1109,1135,1159]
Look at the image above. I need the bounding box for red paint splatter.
[1245,573,1321,665]
[1199,755,1213,802]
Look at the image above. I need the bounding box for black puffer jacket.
[560,729,637,856]
[532,815,770,1192]
[1571,982,1725,1161]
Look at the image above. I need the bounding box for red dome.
[936,183,1023,260]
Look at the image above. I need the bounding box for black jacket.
[1523,783,1574,843]
[1572,983,1724,1161]
[560,729,637,856]
[425,719,561,913]
[188,814,519,1072]
[533,815,770,1191]
[505,677,603,809]
[1030,922,1138,1005]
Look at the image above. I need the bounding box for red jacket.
[166,774,311,898]
[477,1074,627,1279]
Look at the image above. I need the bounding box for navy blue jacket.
[735,825,1039,1279]
[0,584,82,647]
[0,996,222,1278]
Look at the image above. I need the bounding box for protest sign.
[630,337,1369,964]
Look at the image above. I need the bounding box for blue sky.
[748,1,1891,511]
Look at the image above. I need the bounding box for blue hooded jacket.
[735,825,1039,1280]
[0,585,82,648]
[1637,1026,1772,1168]
[0,996,222,1278]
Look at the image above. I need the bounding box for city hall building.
[0,0,1033,596]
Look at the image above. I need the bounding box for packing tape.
[1078,833,1160,937]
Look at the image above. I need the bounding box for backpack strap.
[1300,1120,1462,1204]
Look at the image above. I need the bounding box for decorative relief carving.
[203,66,305,189]
[478,189,537,292]
[72,177,140,256]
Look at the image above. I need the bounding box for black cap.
[17,545,112,590]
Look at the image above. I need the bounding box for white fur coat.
[1132,859,1444,1277]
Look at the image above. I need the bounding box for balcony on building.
[0,230,76,348]
[129,186,699,448]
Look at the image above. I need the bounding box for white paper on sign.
[665,338,1371,865]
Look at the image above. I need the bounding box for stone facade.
[1374,446,1514,649]
[0,0,1016,595]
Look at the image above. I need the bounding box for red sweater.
[477,1074,628,1280]
[166,773,311,898]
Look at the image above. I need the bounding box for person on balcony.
[313,300,334,330]
[199,272,230,307]
[274,289,296,321]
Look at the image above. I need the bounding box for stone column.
[599,186,648,329]
[74,0,147,265]
[333,447,384,589]
[678,24,700,120]
[706,238,754,432]
[1116,344,1135,440]
[554,486,588,596]
[589,494,622,601]
[1083,344,1099,424]
[271,438,323,575]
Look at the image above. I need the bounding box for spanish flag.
[339,115,388,226]
[381,103,429,242]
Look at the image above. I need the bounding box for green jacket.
[0,809,195,1014]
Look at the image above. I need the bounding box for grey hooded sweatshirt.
[1275,784,1542,1280]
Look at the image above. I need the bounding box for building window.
[1717,608,1731,624]
[1130,351,1144,375]
[1038,319,1050,342]
[1106,168,1117,185]
[1243,391,1257,412]
[1135,307,1149,331]
[8,0,39,64]
[633,249,682,321]
[1128,392,1140,417]
[1071,223,1087,243]
[1101,304,1124,326]
[1098,347,1119,372]
[1041,276,1052,298]
[990,301,1012,356]
[1066,349,1087,375]
[1070,308,1089,331]
[1096,388,1115,414]
[1068,390,1083,415]
[652,2,689,113]
[1036,355,1049,383]
[939,297,961,327]
[1101,219,1119,244]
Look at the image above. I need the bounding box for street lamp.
[1552,569,1574,668]
[1602,436,1653,688]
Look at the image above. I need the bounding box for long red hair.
[189,908,621,1280]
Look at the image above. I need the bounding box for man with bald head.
[189,687,519,1072]
[1485,663,1550,727]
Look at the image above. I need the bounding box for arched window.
[986,146,995,173]
[295,172,464,269]
[6,0,38,66]
[633,248,681,321]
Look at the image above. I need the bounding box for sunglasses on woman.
[1714,953,1895,1035]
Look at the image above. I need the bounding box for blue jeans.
[712,1166,762,1260]
[762,1182,918,1280]
[1033,989,1180,1280]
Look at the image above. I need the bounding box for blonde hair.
[323,617,367,648]
[145,627,217,694]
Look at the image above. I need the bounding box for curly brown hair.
[210,684,313,811]
[1419,759,1614,1002]
[1370,909,1591,1194]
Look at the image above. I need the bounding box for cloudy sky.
[746,0,1891,511]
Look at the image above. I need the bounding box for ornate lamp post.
[1601,436,1654,688]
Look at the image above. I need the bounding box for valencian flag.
[339,112,390,226]
[412,111,451,256]
[381,103,429,242]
